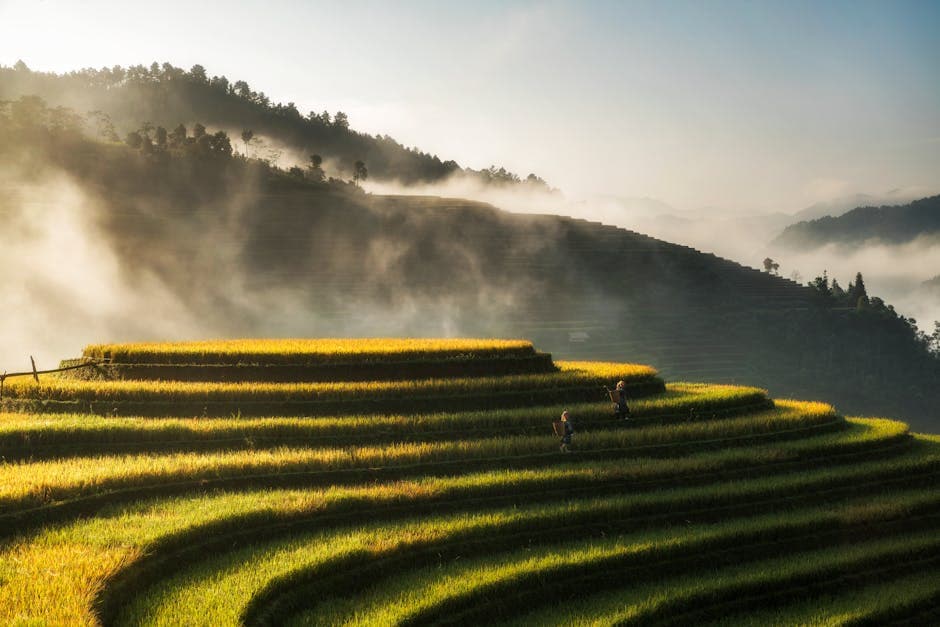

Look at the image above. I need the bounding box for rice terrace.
[3,2,940,625]
[0,338,936,625]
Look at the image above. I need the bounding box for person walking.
[605,380,631,420]
[557,409,574,453]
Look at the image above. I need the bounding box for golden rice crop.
[0,401,842,511]
[0,336,931,625]
[82,338,537,365]
[0,383,769,456]
[3,361,657,403]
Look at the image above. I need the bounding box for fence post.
[0,358,102,389]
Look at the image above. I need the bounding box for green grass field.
[0,338,936,625]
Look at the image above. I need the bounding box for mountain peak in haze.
[774,195,940,250]
[791,189,932,222]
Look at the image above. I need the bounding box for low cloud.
[770,236,940,328]
[0,164,208,367]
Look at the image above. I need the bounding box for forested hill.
[3,100,938,431]
[0,60,550,188]
[774,195,940,250]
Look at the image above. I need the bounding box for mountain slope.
[1,85,938,432]
[0,61,548,187]
[774,195,940,250]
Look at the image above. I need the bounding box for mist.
[768,236,940,329]
[365,173,940,335]
[0,138,574,369]
[0,165,209,366]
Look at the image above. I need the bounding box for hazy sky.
[2,0,938,212]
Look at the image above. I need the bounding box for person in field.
[606,380,631,420]
[555,409,574,453]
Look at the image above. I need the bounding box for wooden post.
[30,356,39,383]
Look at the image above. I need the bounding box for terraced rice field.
[81,339,541,364]
[72,339,558,383]
[0,339,937,625]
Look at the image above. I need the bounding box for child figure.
[615,380,630,420]
[559,409,574,453]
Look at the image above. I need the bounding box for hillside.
[1,89,938,432]
[0,339,938,623]
[774,195,940,250]
[0,61,550,188]
[788,191,928,223]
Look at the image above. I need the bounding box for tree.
[524,173,551,191]
[930,322,940,356]
[189,64,208,83]
[209,131,232,157]
[333,111,349,130]
[353,160,368,186]
[170,124,187,148]
[193,123,206,140]
[482,165,521,185]
[808,270,830,297]
[111,65,127,83]
[13,59,29,72]
[47,106,84,134]
[210,76,229,92]
[307,153,325,182]
[762,257,780,275]
[154,126,168,149]
[124,131,143,149]
[831,278,846,300]
[10,95,46,127]
[847,271,869,308]
[282,102,300,119]
[161,62,184,81]
[88,110,119,142]
[233,80,251,99]
[195,133,211,156]
[240,129,254,156]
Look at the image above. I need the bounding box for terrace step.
[57,352,558,383]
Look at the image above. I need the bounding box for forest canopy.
[0,60,553,190]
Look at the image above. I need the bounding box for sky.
[1,0,938,212]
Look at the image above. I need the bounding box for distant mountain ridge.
[0,61,549,189]
[773,195,940,250]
